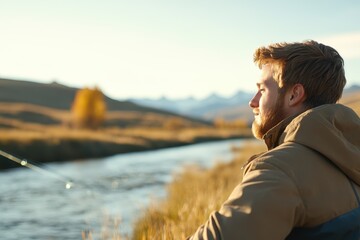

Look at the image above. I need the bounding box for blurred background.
[0,0,359,239]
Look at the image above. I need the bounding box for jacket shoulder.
[244,142,308,175]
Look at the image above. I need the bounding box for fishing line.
[0,149,113,198]
[0,149,130,237]
[0,147,153,203]
[0,149,75,189]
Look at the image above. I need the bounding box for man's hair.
[253,40,346,108]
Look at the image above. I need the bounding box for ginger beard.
[252,92,287,139]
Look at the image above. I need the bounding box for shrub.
[71,87,106,129]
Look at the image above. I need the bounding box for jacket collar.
[262,114,299,150]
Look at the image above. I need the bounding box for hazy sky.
[0,0,359,99]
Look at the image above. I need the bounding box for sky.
[0,0,359,100]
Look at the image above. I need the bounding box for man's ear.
[287,84,306,106]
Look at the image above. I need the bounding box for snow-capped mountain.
[129,90,254,121]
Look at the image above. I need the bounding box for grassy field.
[0,102,252,169]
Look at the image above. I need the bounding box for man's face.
[249,64,287,139]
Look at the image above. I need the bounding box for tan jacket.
[189,104,360,240]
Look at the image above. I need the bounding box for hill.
[0,78,210,127]
[0,78,198,114]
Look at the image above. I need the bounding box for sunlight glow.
[319,32,360,59]
[0,1,359,99]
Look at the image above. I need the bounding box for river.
[0,139,249,239]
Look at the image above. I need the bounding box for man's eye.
[259,89,265,93]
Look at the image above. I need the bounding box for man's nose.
[249,93,259,108]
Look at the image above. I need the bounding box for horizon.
[1,1,360,99]
[1,76,359,102]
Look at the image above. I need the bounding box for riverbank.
[0,126,253,170]
[130,141,266,239]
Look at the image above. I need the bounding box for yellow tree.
[71,87,106,129]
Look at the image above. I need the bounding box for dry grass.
[0,123,250,145]
[82,215,129,240]
[340,92,360,116]
[0,102,69,118]
[105,127,251,143]
[0,125,252,170]
[132,142,266,240]
[0,102,250,141]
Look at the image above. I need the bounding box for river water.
[0,139,248,239]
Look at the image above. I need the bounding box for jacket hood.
[279,104,360,185]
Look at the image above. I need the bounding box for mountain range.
[130,91,254,121]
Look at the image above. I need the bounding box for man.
[188,40,360,239]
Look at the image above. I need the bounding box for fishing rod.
[0,149,74,189]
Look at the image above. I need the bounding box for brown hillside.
[0,78,210,125]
